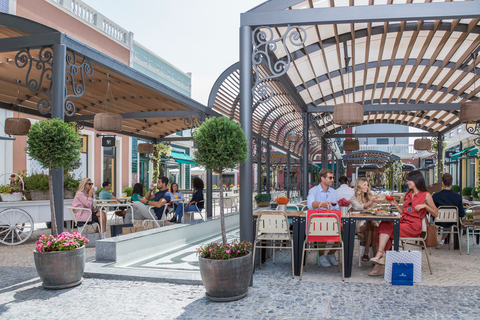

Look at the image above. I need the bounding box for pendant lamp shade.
[137,143,154,154]
[333,103,363,125]
[414,138,431,151]
[94,113,123,132]
[286,132,301,143]
[343,139,359,151]
[460,101,480,123]
[4,118,31,135]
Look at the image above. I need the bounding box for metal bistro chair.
[252,210,294,278]
[141,205,168,228]
[435,206,461,254]
[300,212,344,281]
[463,205,480,255]
[399,214,433,274]
[183,200,205,222]
[67,206,101,238]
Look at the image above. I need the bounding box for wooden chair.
[435,206,461,254]
[399,214,432,274]
[252,210,294,278]
[300,212,344,281]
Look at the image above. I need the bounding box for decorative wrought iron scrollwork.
[252,25,306,104]
[183,112,208,129]
[309,112,333,137]
[15,47,53,114]
[65,50,93,116]
[467,124,480,135]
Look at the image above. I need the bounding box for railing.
[359,144,415,154]
[48,0,133,47]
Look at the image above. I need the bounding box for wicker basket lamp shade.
[333,103,364,125]
[414,138,431,151]
[137,143,154,154]
[4,118,31,135]
[94,113,123,132]
[343,139,359,151]
[460,101,480,123]
[286,132,301,143]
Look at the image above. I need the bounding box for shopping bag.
[384,250,422,283]
[392,263,414,286]
[122,226,145,234]
[82,231,101,247]
[110,223,133,237]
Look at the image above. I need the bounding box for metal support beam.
[159,137,193,142]
[287,150,291,199]
[241,1,480,27]
[307,103,461,114]
[302,112,308,199]
[266,142,271,194]
[257,139,262,192]
[239,26,253,246]
[52,43,66,236]
[325,132,436,138]
[437,135,443,183]
[321,137,327,170]
[206,170,212,219]
[69,110,200,121]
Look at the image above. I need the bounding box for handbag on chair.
[425,219,439,247]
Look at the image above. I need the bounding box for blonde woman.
[72,178,107,238]
[350,178,382,263]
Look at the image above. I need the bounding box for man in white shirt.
[306,169,339,267]
[336,176,354,201]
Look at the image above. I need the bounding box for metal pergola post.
[206,169,212,218]
[257,139,262,192]
[437,134,443,182]
[266,142,271,194]
[52,43,66,236]
[302,112,308,199]
[239,25,253,245]
[286,150,291,198]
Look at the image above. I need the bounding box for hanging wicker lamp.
[286,132,301,143]
[4,118,31,135]
[94,113,123,132]
[333,103,364,125]
[343,139,359,151]
[137,143,154,154]
[414,138,431,151]
[460,101,480,123]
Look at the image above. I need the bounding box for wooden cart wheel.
[0,208,34,245]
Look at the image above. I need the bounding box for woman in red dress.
[368,170,438,276]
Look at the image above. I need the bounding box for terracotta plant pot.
[198,251,253,301]
[33,245,86,289]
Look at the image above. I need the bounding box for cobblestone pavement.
[1,227,480,319]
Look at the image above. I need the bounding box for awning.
[450,146,475,161]
[470,147,478,157]
[170,151,196,165]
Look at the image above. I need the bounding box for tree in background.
[193,117,247,244]
[26,119,82,236]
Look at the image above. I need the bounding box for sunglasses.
[87,183,93,186]
[327,176,334,180]
[407,202,412,212]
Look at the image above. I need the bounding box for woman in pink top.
[72,178,107,237]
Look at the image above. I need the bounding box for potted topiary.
[254,193,272,207]
[451,185,460,194]
[26,119,83,288]
[192,117,252,302]
[462,187,473,201]
[472,189,479,201]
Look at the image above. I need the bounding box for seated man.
[139,176,171,220]
[432,173,465,248]
[99,181,120,212]
[335,175,354,201]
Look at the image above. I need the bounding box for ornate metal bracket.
[252,26,306,104]
[15,47,53,114]
[466,124,480,146]
[65,50,93,116]
[308,112,333,138]
[184,112,208,134]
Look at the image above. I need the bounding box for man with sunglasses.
[307,168,340,267]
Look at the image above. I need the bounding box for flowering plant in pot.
[192,117,250,301]
[0,185,23,202]
[33,232,89,289]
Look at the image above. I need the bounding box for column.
[206,169,212,218]
[257,139,262,192]
[287,150,291,199]
[266,142,271,195]
[302,112,309,199]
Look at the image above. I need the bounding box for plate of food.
[363,209,391,215]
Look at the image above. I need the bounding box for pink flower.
[226,250,231,254]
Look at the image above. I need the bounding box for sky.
[82,0,265,106]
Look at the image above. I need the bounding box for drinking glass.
[385,192,394,212]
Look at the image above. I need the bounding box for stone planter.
[64,189,74,199]
[29,190,50,201]
[198,251,253,302]
[33,245,86,289]
[0,192,23,202]
[256,201,270,207]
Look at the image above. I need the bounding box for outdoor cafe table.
[253,210,400,278]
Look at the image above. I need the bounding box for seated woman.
[170,177,204,223]
[167,182,184,213]
[369,170,438,276]
[72,178,107,239]
[124,183,154,224]
[350,178,382,262]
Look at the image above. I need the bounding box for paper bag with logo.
[392,263,414,286]
[384,250,422,283]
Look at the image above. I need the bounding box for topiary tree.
[193,117,248,245]
[26,119,82,237]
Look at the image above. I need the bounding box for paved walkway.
[1,227,480,319]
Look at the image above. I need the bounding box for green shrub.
[462,187,473,197]
[24,173,49,191]
[472,189,479,199]
[254,193,271,203]
[123,187,133,197]
[451,185,460,193]
[64,174,79,191]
